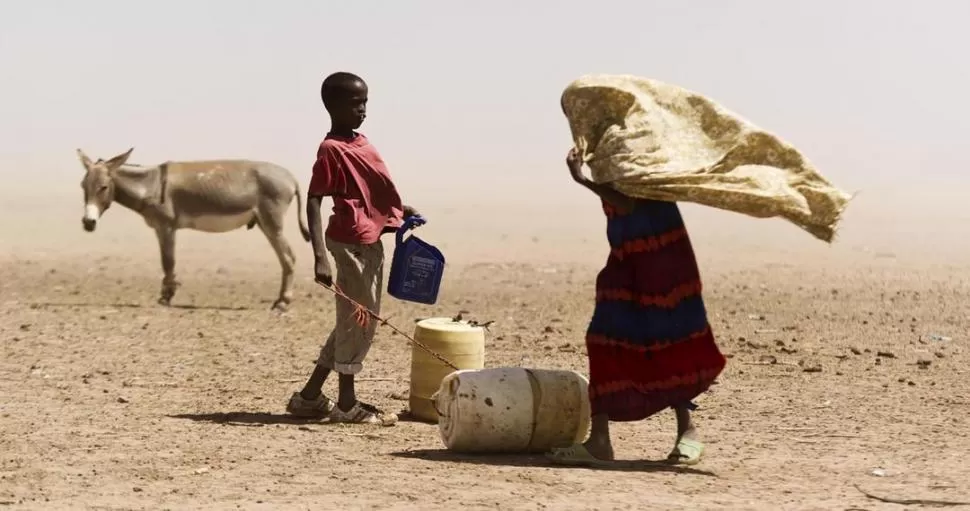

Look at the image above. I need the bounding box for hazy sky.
[1,0,967,209]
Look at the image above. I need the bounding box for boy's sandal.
[329,401,397,426]
[285,392,335,418]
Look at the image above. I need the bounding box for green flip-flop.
[546,444,614,468]
[667,437,704,466]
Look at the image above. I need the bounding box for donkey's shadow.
[28,301,251,312]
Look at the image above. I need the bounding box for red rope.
[317,281,460,371]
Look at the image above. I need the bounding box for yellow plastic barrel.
[408,318,485,423]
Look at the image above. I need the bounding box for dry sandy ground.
[2,196,969,510]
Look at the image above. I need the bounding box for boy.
[286,72,419,424]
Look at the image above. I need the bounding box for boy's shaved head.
[321,72,366,109]
[320,72,369,133]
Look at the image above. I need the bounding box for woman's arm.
[566,148,636,212]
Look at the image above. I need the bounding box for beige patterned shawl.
[561,74,852,243]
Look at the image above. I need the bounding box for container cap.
[416,317,485,333]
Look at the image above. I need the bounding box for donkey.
[78,147,311,311]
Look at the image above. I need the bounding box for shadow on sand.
[167,411,324,427]
[28,301,252,312]
[389,449,718,476]
[168,409,437,427]
[168,412,715,475]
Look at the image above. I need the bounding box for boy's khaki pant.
[317,237,384,375]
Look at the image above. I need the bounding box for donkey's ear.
[76,149,94,170]
[105,147,134,171]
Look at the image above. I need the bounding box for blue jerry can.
[387,216,445,305]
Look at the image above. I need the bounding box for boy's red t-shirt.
[308,133,404,245]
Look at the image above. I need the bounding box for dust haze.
[3,1,969,265]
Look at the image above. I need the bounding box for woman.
[547,149,727,467]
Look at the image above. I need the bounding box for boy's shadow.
[168,409,434,427]
[167,411,321,427]
[389,449,718,476]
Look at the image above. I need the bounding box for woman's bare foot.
[584,413,615,460]
[582,434,615,461]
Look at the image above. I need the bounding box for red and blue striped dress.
[586,199,727,422]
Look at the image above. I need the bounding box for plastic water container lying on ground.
[387,216,445,305]
[433,368,592,453]
[408,318,486,423]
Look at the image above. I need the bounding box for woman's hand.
[566,148,636,212]
[566,148,586,183]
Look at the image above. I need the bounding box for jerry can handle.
[395,215,427,247]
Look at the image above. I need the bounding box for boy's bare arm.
[381,204,424,235]
[306,194,333,286]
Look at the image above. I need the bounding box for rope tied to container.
[317,280,460,371]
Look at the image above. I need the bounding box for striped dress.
[586,199,727,422]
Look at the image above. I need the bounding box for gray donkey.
[77,147,310,311]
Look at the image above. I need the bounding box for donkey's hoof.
[270,299,290,313]
[158,296,173,307]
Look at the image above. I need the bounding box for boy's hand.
[403,204,422,220]
[314,257,334,287]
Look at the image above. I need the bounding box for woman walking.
[547,148,727,467]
